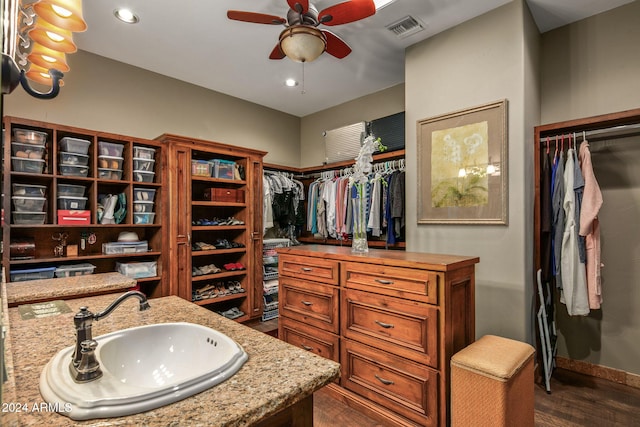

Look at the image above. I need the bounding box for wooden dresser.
[278,245,479,427]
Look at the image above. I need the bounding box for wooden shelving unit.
[1,116,167,298]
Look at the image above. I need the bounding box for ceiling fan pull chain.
[301,61,306,95]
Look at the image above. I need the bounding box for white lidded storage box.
[59,137,90,154]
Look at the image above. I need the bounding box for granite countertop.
[6,293,340,426]
[5,273,136,306]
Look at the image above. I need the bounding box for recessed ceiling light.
[114,8,139,24]
[285,79,298,87]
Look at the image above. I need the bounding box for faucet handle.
[81,339,98,353]
[73,339,103,383]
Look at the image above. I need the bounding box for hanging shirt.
[367,174,382,237]
[560,148,589,316]
[578,140,604,309]
[263,176,274,232]
[572,149,586,262]
[551,151,565,286]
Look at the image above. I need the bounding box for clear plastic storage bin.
[59,151,89,166]
[12,157,46,174]
[116,261,157,279]
[98,155,124,170]
[57,196,87,210]
[133,170,155,182]
[98,141,124,157]
[102,241,149,254]
[133,212,155,224]
[133,201,154,213]
[12,196,46,212]
[133,146,156,160]
[98,168,123,180]
[13,128,47,144]
[59,137,91,154]
[12,142,46,159]
[133,188,156,202]
[54,263,96,278]
[12,211,46,224]
[10,266,56,282]
[213,159,236,179]
[57,184,85,197]
[133,158,155,171]
[12,183,46,197]
[59,164,89,177]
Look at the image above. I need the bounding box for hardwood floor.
[313,368,640,426]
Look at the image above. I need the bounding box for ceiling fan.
[227,0,376,62]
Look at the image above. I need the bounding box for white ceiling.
[74,0,633,117]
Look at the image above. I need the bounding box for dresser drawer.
[280,277,340,333]
[279,317,339,363]
[343,262,439,304]
[342,289,438,368]
[279,254,340,285]
[342,339,438,427]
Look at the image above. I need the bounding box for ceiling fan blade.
[322,30,352,59]
[287,0,309,14]
[318,0,376,26]
[227,11,287,25]
[269,44,286,60]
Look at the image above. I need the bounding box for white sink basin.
[40,322,248,420]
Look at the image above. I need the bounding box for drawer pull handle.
[301,345,313,351]
[375,279,394,285]
[301,267,313,272]
[375,374,394,386]
[301,300,313,306]
[375,320,394,329]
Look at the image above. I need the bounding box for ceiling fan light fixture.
[285,78,298,87]
[279,26,326,63]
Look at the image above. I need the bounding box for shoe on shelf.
[234,262,245,270]
[223,263,237,271]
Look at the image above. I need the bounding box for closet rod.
[542,122,640,144]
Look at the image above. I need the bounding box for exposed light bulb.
[285,79,298,87]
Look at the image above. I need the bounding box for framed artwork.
[417,99,508,224]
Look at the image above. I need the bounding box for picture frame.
[417,99,508,224]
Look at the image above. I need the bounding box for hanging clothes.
[560,148,589,316]
[551,150,565,287]
[578,140,604,309]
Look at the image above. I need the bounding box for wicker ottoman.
[450,334,535,427]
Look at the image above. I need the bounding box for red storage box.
[204,188,244,203]
[58,209,90,225]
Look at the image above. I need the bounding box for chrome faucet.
[70,290,150,383]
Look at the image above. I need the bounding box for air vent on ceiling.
[386,15,424,39]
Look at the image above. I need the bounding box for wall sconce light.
[2,0,86,99]
[32,0,87,31]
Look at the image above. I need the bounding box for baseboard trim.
[555,356,640,390]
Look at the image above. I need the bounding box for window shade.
[324,121,365,164]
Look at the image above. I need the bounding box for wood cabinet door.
[168,144,192,300]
